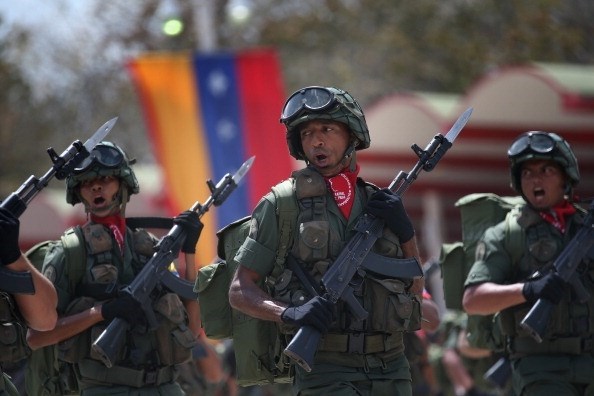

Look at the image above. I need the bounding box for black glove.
[522,272,565,304]
[0,208,22,266]
[366,188,415,243]
[281,295,334,333]
[101,292,145,325]
[173,210,203,254]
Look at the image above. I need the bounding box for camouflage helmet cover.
[508,131,579,193]
[280,86,371,160]
[66,141,140,205]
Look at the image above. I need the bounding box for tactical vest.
[58,222,196,388]
[271,168,421,366]
[0,292,29,396]
[498,204,594,357]
[0,292,29,366]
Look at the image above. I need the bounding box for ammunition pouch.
[0,293,30,363]
[297,220,329,261]
[83,224,113,255]
[366,275,421,333]
[153,293,196,366]
[59,297,96,363]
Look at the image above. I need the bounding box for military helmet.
[66,141,140,205]
[280,86,370,160]
[507,131,579,192]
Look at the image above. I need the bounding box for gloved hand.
[101,292,145,326]
[0,208,22,266]
[522,272,565,304]
[366,188,415,243]
[281,295,334,333]
[173,210,203,254]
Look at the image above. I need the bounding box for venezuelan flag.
[128,48,293,265]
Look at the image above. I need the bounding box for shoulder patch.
[44,264,57,283]
[249,217,259,239]
[475,241,486,262]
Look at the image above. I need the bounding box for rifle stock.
[284,109,472,371]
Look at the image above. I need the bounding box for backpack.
[440,193,524,350]
[195,180,296,387]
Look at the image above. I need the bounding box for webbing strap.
[271,180,297,274]
[78,359,176,388]
[510,335,594,357]
[318,333,402,354]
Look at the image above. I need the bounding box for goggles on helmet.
[280,86,342,125]
[507,132,557,158]
[74,144,125,174]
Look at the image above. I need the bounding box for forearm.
[463,282,526,315]
[9,255,58,331]
[229,268,286,323]
[27,305,104,350]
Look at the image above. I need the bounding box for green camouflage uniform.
[41,223,194,395]
[234,169,419,396]
[465,203,594,396]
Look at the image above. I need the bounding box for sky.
[0,1,143,101]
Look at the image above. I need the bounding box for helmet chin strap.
[82,189,126,217]
[341,142,358,172]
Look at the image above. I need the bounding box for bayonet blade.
[444,107,473,143]
[232,156,256,185]
[83,117,118,152]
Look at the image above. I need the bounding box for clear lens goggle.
[280,86,340,124]
[74,144,124,174]
[508,132,556,158]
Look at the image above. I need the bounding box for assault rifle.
[0,118,117,294]
[284,108,473,372]
[520,198,594,343]
[91,156,255,368]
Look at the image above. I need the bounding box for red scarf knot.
[324,164,360,219]
[539,200,576,234]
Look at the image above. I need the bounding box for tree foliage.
[0,0,592,195]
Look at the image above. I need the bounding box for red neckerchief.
[324,164,360,219]
[539,200,576,234]
[90,214,126,253]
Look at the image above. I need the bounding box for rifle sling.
[286,255,321,297]
[126,217,174,230]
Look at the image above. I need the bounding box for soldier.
[463,131,594,395]
[0,208,58,395]
[26,141,203,395]
[229,86,424,395]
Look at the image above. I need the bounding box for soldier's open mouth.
[94,197,105,205]
[534,188,545,197]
